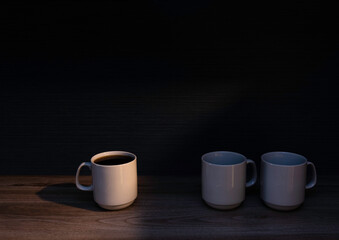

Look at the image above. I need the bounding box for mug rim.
[201,151,247,166]
[261,151,307,167]
[91,151,137,167]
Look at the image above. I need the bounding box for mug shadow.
[36,183,103,212]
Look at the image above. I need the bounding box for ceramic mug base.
[204,200,242,210]
[98,199,135,210]
[263,201,302,211]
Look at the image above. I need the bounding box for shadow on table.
[36,183,102,212]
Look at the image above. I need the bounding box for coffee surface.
[95,155,134,165]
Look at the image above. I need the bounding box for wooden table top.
[0,175,338,239]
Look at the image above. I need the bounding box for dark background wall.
[1,1,338,175]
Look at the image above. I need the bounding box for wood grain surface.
[0,175,338,239]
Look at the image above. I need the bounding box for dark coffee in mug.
[76,151,138,210]
[94,155,134,166]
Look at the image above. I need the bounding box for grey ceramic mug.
[260,151,317,211]
[202,151,257,210]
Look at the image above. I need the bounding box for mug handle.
[246,159,257,187]
[305,161,317,189]
[75,162,94,191]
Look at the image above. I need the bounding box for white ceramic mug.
[202,151,257,210]
[76,151,138,210]
[260,151,317,211]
